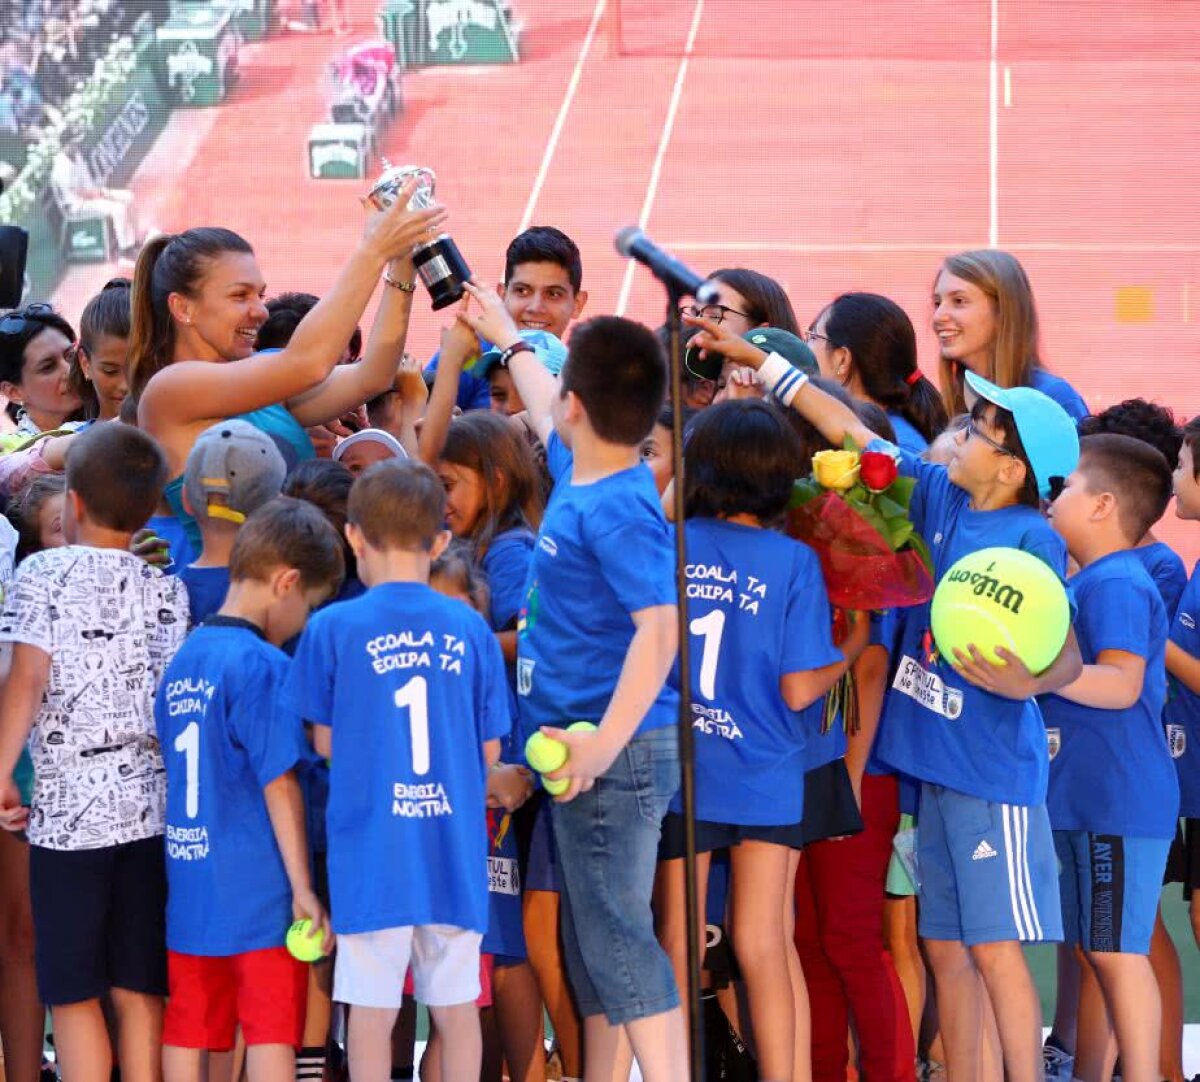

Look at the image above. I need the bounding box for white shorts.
[333,925,482,1008]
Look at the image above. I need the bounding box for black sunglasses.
[0,303,55,338]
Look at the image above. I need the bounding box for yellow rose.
[812,449,861,491]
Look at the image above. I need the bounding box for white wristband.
[758,351,809,407]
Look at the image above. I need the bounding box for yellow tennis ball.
[542,775,570,796]
[931,547,1070,675]
[567,721,597,734]
[286,919,327,963]
[525,732,568,774]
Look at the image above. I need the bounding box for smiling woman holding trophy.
[127,176,446,548]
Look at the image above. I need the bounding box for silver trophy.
[367,163,471,310]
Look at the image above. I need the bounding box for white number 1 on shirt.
[690,609,726,701]
[395,675,430,775]
[174,722,200,819]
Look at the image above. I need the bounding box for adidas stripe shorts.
[1054,830,1171,954]
[917,784,1063,946]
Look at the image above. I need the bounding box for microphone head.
[613,225,642,257]
[694,278,720,305]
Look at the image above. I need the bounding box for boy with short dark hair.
[0,422,189,1082]
[1041,434,1178,1082]
[158,497,344,1082]
[460,286,685,1082]
[282,459,509,1082]
[1165,417,1200,952]
[429,225,589,411]
[179,420,288,624]
[684,315,1083,1082]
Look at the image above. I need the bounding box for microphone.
[614,227,719,303]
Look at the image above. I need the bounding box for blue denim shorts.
[551,724,681,1024]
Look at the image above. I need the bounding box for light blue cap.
[965,370,1079,498]
[474,329,567,378]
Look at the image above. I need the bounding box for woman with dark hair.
[705,268,800,334]
[0,304,86,501]
[806,292,948,453]
[0,303,83,437]
[67,278,132,421]
[127,183,444,549]
[933,250,1087,421]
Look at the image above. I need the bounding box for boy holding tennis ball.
[156,498,343,1082]
[460,285,685,1082]
[686,314,1083,1082]
[1039,434,1178,1082]
[282,459,509,1082]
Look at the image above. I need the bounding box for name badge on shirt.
[488,856,520,896]
[1167,724,1187,760]
[516,658,534,697]
[1046,727,1061,760]
[892,654,964,721]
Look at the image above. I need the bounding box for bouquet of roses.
[787,438,935,732]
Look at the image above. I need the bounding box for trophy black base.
[415,235,472,310]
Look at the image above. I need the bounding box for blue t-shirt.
[1028,368,1088,423]
[156,617,307,955]
[483,528,535,633]
[668,519,840,826]
[180,565,231,626]
[282,581,510,936]
[1041,551,1177,837]
[426,347,492,412]
[515,432,678,748]
[1166,562,1200,817]
[886,412,930,456]
[872,452,1069,806]
[1135,541,1188,619]
[146,513,195,576]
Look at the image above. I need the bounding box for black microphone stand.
[664,287,705,1082]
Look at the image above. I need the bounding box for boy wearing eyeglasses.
[684,314,1083,1082]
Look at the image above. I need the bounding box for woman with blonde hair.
[933,249,1087,420]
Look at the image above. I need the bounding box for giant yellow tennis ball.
[286,919,328,963]
[931,547,1069,675]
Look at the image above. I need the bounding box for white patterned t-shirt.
[0,546,189,850]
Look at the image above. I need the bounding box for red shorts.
[163,947,308,1050]
[402,952,494,1008]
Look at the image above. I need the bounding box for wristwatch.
[498,340,534,368]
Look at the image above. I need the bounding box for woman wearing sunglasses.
[0,303,85,439]
[127,183,445,550]
[933,250,1087,422]
[0,303,90,502]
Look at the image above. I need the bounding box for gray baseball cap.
[183,419,287,525]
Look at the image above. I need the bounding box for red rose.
[860,450,899,492]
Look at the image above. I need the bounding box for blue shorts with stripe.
[1054,830,1170,954]
[917,784,1063,946]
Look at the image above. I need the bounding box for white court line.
[517,0,608,233]
[658,241,1200,254]
[989,0,999,246]
[614,0,705,315]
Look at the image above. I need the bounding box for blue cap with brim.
[965,370,1079,498]
[473,329,567,379]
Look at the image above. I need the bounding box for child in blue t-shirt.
[687,315,1083,1082]
[178,420,287,624]
[1167,418,1200,943]
[282,460,509,1082]
[1041,435,1178,1082]
[460,284,686,1080]
[156,497,343,1077]
[654,399,867,1082]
